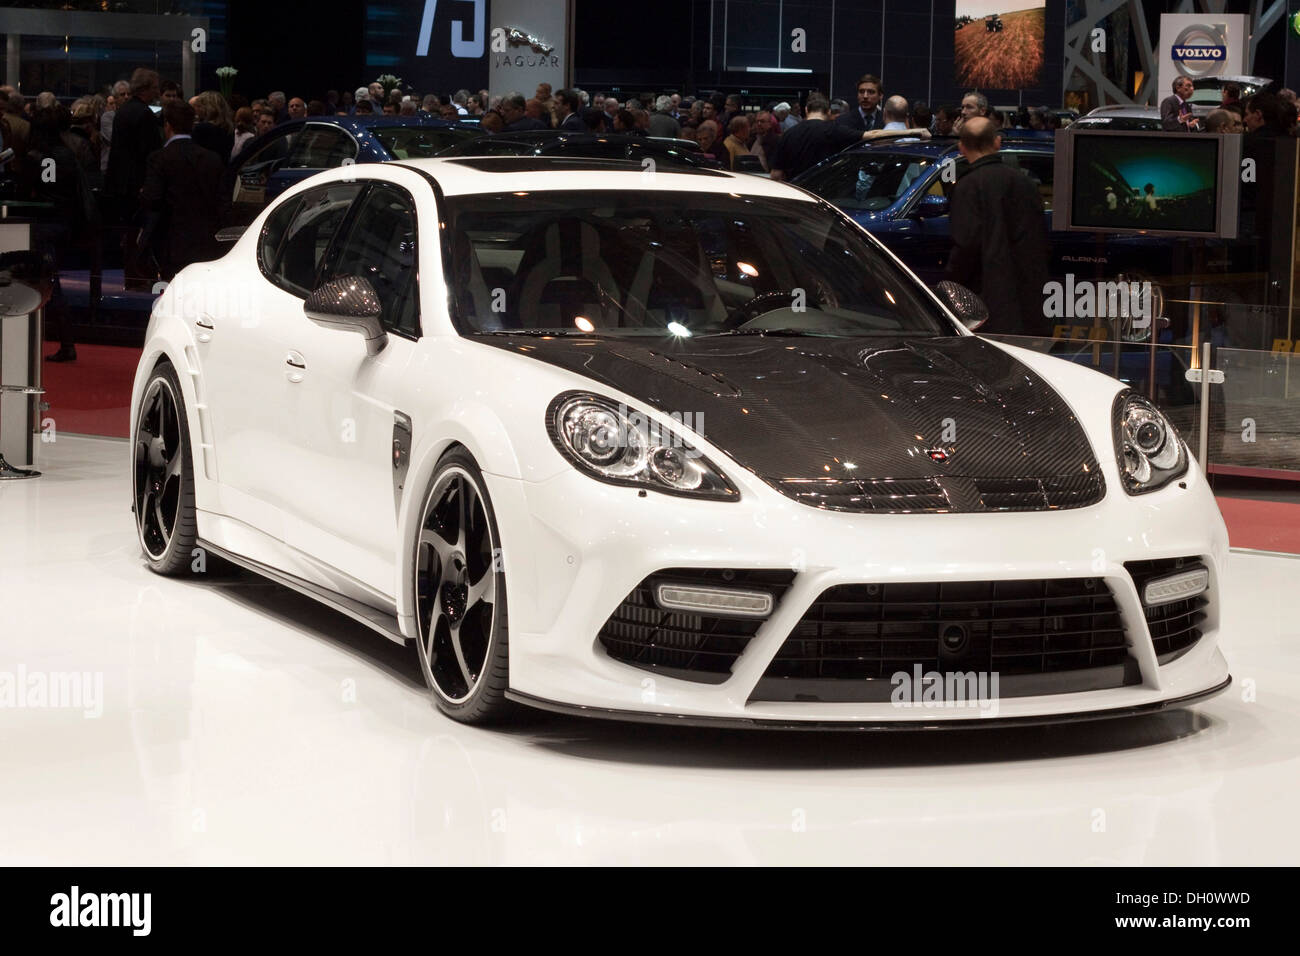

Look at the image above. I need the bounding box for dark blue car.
[228,115,482,224]
[792,134,1171,292]
[793,135,1198,395]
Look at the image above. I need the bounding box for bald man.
[882,95,910,130]
[946,117,1050,335]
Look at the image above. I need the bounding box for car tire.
[413,448,512,724]
[132,359,199,576]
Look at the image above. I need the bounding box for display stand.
[0,226,53,479]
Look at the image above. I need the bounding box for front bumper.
[485,457,1230,726]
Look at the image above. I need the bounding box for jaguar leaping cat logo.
[504,27,554,55]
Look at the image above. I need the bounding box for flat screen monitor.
[1053,130,1240,239]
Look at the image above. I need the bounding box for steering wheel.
[723,290,805,329]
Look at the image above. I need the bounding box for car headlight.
[547,392,739,500]
[1113,392,1188,494]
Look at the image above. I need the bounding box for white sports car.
[130,156,1230,728]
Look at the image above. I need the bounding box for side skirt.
[197,538,407,645]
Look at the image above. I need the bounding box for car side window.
[321,183,420,337]
[285,125,358,169]
[1005,152,1055,210]
[270,182,364,297]
[257,195,302,279]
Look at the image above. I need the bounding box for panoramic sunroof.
[443,156,729,176]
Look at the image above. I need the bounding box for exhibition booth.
[0,0,1297,876]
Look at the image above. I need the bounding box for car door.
[191,192,298,540]
[206,181,365,544]
[269,123,359,205]
[274,179,421,595]
[229,123,303,225]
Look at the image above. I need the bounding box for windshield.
[372,126,480,159]
[795,152,936,211]
[441,190,954,338]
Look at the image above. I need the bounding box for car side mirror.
[911,194,949,219]
[933,280,988,332]
[304,275,387,355]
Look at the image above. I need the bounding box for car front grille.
[749,577,1138,702]
[1125,557,1209,663]
[770,472,1105,514]
[599,568,795,683]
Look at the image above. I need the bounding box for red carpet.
[1214,496,1300,555]
[40,343,140,439]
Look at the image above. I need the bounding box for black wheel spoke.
[419,526,455,569]
[466,568,495,608]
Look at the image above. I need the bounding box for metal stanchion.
[1198,341,1212,467]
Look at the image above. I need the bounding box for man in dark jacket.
[947,117,1050,336]
[1159,76,1200,132]
[555,89,585,132]
[835,74,884,131]
[105,68,162,288]
[139,101,224,280]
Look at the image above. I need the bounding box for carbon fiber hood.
[480,334,1104,512]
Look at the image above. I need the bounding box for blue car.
[792,135,1201,397]
[228,115,482,224]
[792,134,1172,292]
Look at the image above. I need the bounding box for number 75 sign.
[417,0,485,58]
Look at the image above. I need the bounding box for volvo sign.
[1170,24,1229,78]
[1158,14,1248,96]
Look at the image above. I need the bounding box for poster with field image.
[954,1,1046,90]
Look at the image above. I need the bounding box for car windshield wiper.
[474,328,602,337]
[698,327,828,337]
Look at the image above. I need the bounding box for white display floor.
[2,435,1297,865]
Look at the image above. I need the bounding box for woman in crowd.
[231,107,256,160]
[192,90,235,163]
[695,119,720,162]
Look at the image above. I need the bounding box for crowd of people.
[5,62,1298,361]
[1160,78,1300,137]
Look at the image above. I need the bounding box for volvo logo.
[1171,23,1229,79]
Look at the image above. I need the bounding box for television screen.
[1070,134,1219,234]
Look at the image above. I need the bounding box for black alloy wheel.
[414,450,511,723]
[133,361,198,575]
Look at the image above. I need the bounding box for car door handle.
[285,351,306,383]
[195,317,214,343]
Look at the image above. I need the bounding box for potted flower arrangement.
[216,66,238,101]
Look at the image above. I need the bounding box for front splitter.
[505,676,1233,731]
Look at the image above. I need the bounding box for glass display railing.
[1210,346,1300,476]
[983,333,1206,467]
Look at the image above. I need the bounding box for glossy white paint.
[129,159,1231,724]
[0,437,1294,864]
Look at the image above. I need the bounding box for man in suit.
[139,101,224,281]
[105,68,163,288]
[947,117,1050,336]
[500,92,548,132]
[0,87,30,174]
[556,89,585,132]
[1160,76,1200,131]
[836,74,884,131]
